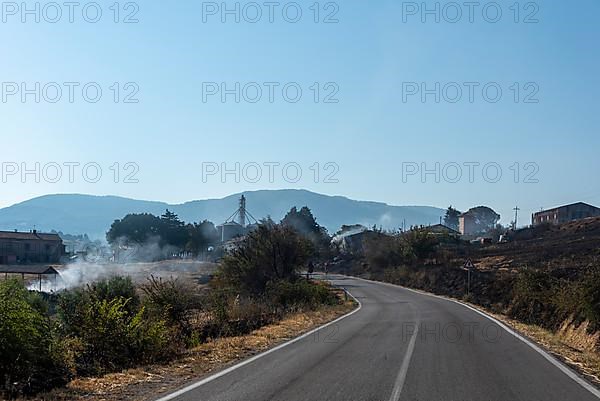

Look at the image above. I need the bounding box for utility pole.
[513,206,520,230]
[467,268,471,296]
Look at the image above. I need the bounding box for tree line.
[106,206,332,261]
[106,210,219,256]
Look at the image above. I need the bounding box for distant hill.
[0,190,444,239]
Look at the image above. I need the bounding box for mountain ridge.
[0,190,445,239]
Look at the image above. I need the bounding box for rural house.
[0,230,65,264]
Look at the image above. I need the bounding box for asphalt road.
[158,275,600,401]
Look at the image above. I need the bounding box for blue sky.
[1,0,599,226]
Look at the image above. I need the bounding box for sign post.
[463,259,475,296]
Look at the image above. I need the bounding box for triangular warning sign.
[464,259,475,269]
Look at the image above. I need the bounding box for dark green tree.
[106,213,162,245]
[443,206,461,231]
[160,210,188,248]
[217,223,313,295]
[186,220,219,255]
[465,206,501,234]
[281,206,331,260]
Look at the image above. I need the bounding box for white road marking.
[388,314,420,401]
[154,280,362,401]
[356,276,600,400]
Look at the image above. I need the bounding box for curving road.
[157,275,599,401]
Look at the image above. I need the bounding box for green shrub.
[403,228,439,260]
[141,276,201,345]
[0,280,66,396]
[89,276,140,314]
[73,296,172,375]
[508,269,558,327]
[572,268,600,332]
[556,268,600,332]
[57,276,140,337]
[57,276,175,376]
[141,276,199,323]
[56,287,89,337]
[221,296,277,337]
[266,280,339,310]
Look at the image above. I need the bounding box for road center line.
[389,312,420,401]
[357,276,600,400]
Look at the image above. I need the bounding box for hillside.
[0,190,444,239]
[473,217,600,274]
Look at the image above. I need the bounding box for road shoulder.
[32,302,357,401]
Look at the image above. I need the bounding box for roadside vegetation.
[0,209,344,399]
[334,217,600,380]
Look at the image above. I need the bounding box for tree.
[443,206,461,231]
[186,220,218,255]
[216,223,313,295]
[403,228,438,259]
[281,206,330,260]
[465,206,501,235]
[107,211,198,249]
[106,213,162,245]
[281,207,320,235]
[160,210,188,249]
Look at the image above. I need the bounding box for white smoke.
[30,260,216,293]
[28,237,217,292]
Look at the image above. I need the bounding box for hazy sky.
[1,0,599,226]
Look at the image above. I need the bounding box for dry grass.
[31,302,356,401]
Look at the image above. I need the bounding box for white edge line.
[154,283,362,401]
[354,276,600,400]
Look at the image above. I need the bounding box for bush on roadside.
[70,296,172,375]
[383,266,413,286]
[200,278,339,340]
[508,269,559,327]
[198,290,272,339]
[0,280,67,397]
[141,275,201,345]
[266,279,339,310]
[56,276,176,376]
[57,276,140,337]
[222,296,277,337]
[90,276,140,314]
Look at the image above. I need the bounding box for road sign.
[463,259,475,296]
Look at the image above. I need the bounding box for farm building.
[532,202,600,226]
[0,230,66,264]
[427,224,461,237]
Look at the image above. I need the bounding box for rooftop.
[0,265,60,275]
[428,224,461,234]
[534,202,600,215]
[0,231,62,241]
